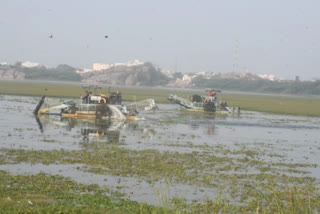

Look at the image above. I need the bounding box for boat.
[168,89,240,114]
[34,87,156,121]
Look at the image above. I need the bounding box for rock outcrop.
[81,63,169,86]
[0,68,25,80]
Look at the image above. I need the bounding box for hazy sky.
[0,0,319,80]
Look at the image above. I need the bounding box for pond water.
[1,95,320,205]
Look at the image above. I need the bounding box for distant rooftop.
[21,61,40,68]
[93,60,144,71]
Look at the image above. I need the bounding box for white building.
[76,69,93,74]
[22,61,40,68]
[195,71,206,76]
[93,63,112,71]
[127,59,144,66]
[258,74,275,81]
[93,60,144,71]
[160,69,173,78]
[182,74,192,83]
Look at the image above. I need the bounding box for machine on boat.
[168,89,240,115]
[34,87,156,121]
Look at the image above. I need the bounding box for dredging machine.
[168,89,240,115]
[34,87,156,121]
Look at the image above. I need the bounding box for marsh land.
[1,81,320,213]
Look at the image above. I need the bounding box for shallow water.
[1,95,320,205]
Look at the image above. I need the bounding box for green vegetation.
[219,93,320,117]
[1,80,320,116]
[13,63,81,81]
[1,143,317,188]
[2,170,318,213]
[1,140,320,213]
[0,171,175,213]
[0,81,83,98]
[192,77,320,95]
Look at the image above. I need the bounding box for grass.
[1,170,319,213]
[1,80,320,116]
[1,141,319,206]
[0,80,175,103]
[0,170,177,214]
[219,93,320,117]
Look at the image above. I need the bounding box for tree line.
[13,62,81,81]
[192,77,320,95]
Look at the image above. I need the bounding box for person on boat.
[88,91,92,104]
[83,91,89,104]
[208,90,216,101]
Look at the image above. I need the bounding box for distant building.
[258,74,275,81]
[160,69,173,78]
[295,76,300,81]
[182,74,192,83]
[21,61,40,68]
[93,63,112,71]
[75,69,93,74]
[93,60,144,71]
[127,59,144,66]
[195,71,206,76]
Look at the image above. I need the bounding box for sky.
[0,0,319,80]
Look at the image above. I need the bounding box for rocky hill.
[0,62,170,86]
[81,62,169,86]
[0,63,81,82]
[0,67,25,80]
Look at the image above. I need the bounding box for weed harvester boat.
[34,86,157,121]
[168,89,240,115]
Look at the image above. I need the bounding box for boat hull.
[61,111,97,118]
[186,108,230,114]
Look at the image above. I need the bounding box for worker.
[83,91,89,103]
[88,91,92,104]
[208,90,213,96]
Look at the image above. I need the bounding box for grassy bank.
[0,171,178,214]
[219,93,320,117]
[1,171,319,213]
[1,80,320,116]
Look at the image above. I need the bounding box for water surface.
[1,95,320,205]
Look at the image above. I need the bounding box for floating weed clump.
[0,170,180,213]
[42,139,57,143]
[1,146,320,212]
[1,141,319,197]
[1,131,320,212]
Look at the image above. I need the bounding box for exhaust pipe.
[33,96,46,115]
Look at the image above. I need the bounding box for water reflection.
[36,115,124,142]
[35,115,156,143]
[205,124,215,135]
[35,116,44,133]
[190,123,200,130]
[189,122,216,135]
